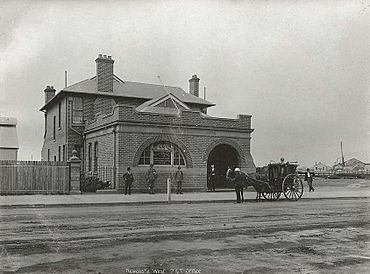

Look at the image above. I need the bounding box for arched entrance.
[207,144,240,189]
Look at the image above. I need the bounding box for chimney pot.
[189,74,200,97]
[95,54,114,93]
[44,85,56,104]
[98,54,102,58]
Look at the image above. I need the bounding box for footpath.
[0,185,369,208]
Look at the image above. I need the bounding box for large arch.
[203,138,246,189]
[203,138,246,164]
[133,135,193,167]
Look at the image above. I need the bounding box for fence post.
[68,150,81,195]
[167,176,171,202]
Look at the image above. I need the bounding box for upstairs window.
[72,97,83,124]
[62,145,65,162]
[58,102,61,128]
[53,116,56,140]
[138,142,186,166]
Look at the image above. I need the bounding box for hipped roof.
[41,75,214,111]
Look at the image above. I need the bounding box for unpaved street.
[1,198,369,274]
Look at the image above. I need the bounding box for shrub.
[81,176,111,192]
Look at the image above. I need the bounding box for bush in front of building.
[81,176,111,192]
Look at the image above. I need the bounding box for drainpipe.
[113,125,117,190]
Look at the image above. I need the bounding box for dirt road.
[1,198,369,273]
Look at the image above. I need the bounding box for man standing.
[175,166,184,194]
[225,166,233,184]
[232,168,244,203]
[146,164,157,194]
[305,168,315,192]
[209,164,216,192]
[123,167,134,195]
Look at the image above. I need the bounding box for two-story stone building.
[40,54,255,192]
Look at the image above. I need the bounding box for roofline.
[40,88,215,111]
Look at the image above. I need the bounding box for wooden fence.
[0,161,70,195]
[313,170,370,179]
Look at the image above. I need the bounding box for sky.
[0,0,369,167]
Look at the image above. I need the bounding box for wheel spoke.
[285,189,290,199]
[286,189,291,199]
[285,189,289,197]
[292,190,298,200]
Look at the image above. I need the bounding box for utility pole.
[341,141,345,167]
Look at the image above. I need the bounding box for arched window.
[138,142,186,166]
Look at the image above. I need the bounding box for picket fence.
[0,161,70,195]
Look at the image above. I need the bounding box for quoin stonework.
[40,54,255,193]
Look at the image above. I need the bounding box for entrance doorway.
[207,144,240,189]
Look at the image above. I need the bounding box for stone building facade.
[40,54,255,192]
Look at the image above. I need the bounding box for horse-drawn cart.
[246,162,304,201]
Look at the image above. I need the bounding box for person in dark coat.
[232,168,244,203]
[123,166,134,195]
[239,170,247,202]
[304,168,315,192]
[146,164,157,194]
[209,164,216,192]
[175,166,184,194]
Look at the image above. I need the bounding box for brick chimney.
[189,74,200,97]
[44,85,56,104]
[95,54,114,93]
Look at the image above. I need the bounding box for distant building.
[0,117,19,160]
[311,162,332,172]
[40,54,255,192]
[333,158,365,172]
[363,163,370,172]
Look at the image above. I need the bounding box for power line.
[157,75,180,115]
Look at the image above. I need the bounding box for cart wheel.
[282,174,303,201]
[262,191,281,200]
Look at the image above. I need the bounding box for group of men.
[122,160,315,198]
[122,164,184,195]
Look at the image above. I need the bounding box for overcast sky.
[1,0,369,167]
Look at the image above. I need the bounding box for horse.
[244,166,270,201]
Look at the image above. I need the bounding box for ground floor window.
[94,142,98,172]
[88,143,92,171]
[139,141,186,166]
